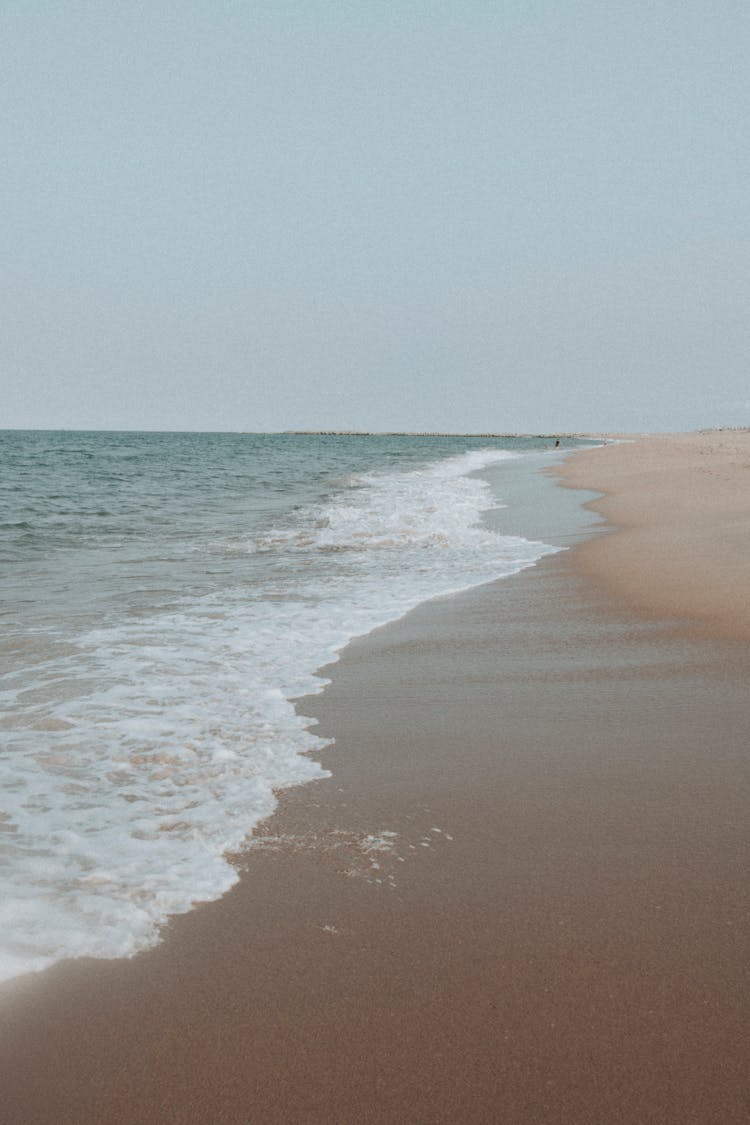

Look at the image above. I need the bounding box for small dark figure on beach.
[554,439,560,448]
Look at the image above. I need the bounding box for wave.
[0,447,558,982]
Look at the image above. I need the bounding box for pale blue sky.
[2,2,748,432]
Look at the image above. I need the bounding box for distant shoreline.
[0,427,604,438]
[4,426,746,438]
[279,430,596,438]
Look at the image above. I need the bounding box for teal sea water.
[0,431,596,981]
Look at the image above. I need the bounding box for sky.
[2,1,748,433]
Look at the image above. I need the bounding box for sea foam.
[0,445,558,981]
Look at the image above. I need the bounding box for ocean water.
[0,430,594,982]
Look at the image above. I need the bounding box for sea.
[0,430,599,983]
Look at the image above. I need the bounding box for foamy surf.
[0,436,565,982]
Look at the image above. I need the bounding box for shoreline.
[1,433,748,1123]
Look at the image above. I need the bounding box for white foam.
[0,448,558,982]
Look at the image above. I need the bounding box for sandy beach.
[558,430,750,640]
[1,431,748,1124]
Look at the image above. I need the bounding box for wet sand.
[1,434,748,1123]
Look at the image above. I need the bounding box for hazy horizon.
[0,425,673,436]
[3,3,748,434]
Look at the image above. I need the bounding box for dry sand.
[557,430,750,640]
[0,432,748,1124]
